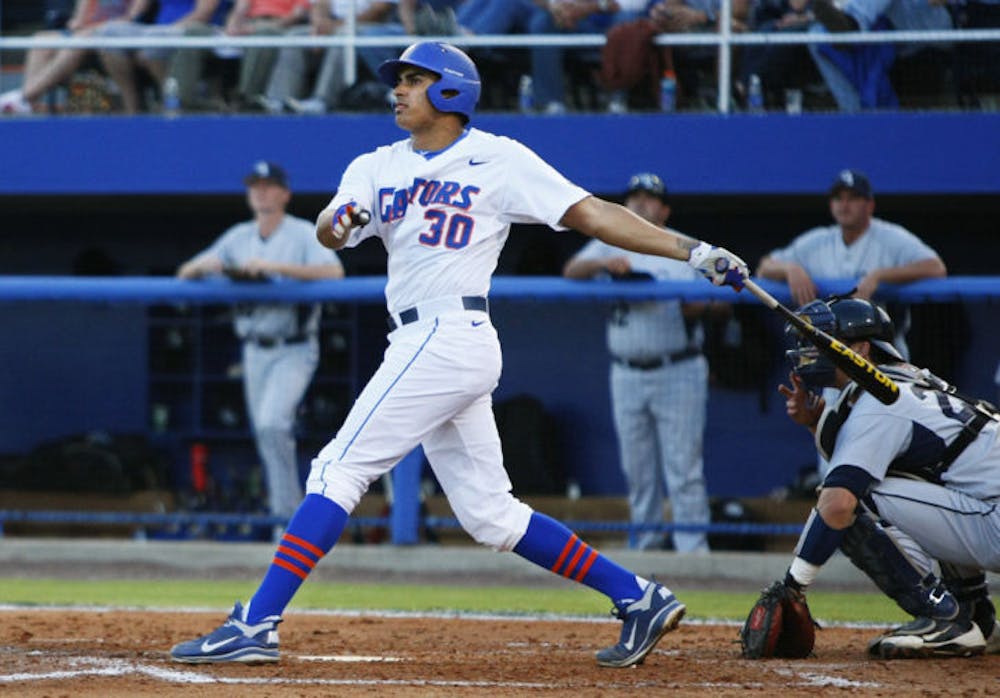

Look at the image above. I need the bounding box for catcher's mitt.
[739,580,818,659]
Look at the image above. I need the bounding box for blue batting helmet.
[377,42,481,122]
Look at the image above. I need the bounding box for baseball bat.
[742,279,900,405]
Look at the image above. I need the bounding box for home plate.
[296,655,404,663]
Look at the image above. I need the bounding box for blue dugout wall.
[2,112,1000,195]
[1,276,998,502]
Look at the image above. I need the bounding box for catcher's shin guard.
[840,508,958,620]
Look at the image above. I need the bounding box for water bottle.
[747,73,764,114]
[162,76,181,118]
[659,70,677,112]
[518,75,533,114]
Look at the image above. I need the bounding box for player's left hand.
[688,242,748,290]
[331,201,371,240]
[739,578,818,659]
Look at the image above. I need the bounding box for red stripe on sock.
[278,545,317,570]
[551,535,579,574]
[282,532,324,559]
[573,548,599,582]
[273,556,309,580]
[562,543,588,578]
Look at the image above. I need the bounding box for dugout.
[1,112,998,513]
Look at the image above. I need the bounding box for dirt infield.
[2,609,997,696]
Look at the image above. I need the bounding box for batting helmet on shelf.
[786,297,903,390]
[378,41,481,122]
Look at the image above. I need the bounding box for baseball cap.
[625,172,669,203]
[243,161,288,188]
[829,169,873,199]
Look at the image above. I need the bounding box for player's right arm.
[562,196,693,260]
[561,195,747,289]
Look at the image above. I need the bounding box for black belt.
[246,333,309,348]
[387,296,488,331]
[612,348,701,371]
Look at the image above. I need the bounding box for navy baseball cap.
[244,161,288,188]
[626,172,669,203]
[829,169,873,199]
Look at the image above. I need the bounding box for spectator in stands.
[265,0,406,114]
[735,0,815,110]
[431,0,567,113]
[808,0,953,111]
[165,1,237,112]
[95,1,226,114]
[410,0,461,35]
[176,161,344,529]
[536,0,648,113]
[563,172,715,552]
[952,0,1000,108]
[223,0,310,111]
[647,0,752,108]
[0,0,139,115]
[756,168,946,356]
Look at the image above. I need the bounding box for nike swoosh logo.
[471,320,486,327]
[469,159,488,166]
[201,636,239,653]
[623,623,638,651]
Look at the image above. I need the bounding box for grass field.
[0,577,909,624]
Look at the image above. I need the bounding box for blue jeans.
[532,10,642,107]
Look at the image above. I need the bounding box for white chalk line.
[0,656,880,690]
[297,654,403,662]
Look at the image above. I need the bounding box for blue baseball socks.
[513,511,648,605]
[244,493,347,624]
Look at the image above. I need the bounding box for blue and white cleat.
[170,602,281,664]
[596,583,686,668]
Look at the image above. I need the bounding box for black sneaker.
[871,616,986,659]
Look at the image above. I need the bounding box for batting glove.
[687,241,748,291]
[331,201,371,240]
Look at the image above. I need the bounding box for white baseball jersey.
[323,127,589,314]
[568,236,709,552]
[192,213,342,518]
[199,214,339,338]
[767,217,940,279]
[570,237,701,359]
[769,216,940,360]
[309,127,589,550]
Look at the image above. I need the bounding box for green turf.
[0,578,907,624]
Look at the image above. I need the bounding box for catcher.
[741,296,1000,660]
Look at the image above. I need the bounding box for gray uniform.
[822,370,1000,572]
[194,215,342,518]
[767,216,940,359]
[572,238,710,552]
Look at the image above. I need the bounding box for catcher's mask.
[785,296,903,391]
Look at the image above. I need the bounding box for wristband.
[686,241,712,268]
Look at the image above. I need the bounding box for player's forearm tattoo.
[678,238,699,256]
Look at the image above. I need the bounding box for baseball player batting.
[170,41,748,668]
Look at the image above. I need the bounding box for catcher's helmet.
[377,42,481,122]
[786,297,903,390]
